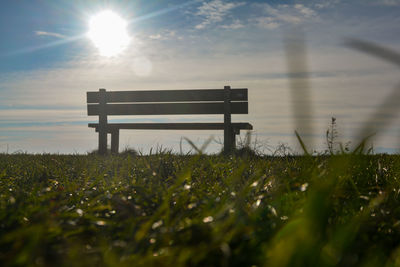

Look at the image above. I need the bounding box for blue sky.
[0,0,399,154]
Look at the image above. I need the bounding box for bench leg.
[231,131,236,150]
[98,129,107,155]
[224,127,238,154]
[111,129,119,154]
[224,130,232,154]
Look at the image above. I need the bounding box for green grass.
[0,152,399,266]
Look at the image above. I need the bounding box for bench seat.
[88,122,253,131]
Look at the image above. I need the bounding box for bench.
[87,86,253,154]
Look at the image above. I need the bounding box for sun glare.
[88,10,130,57]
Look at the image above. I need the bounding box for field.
[0,151,400,266]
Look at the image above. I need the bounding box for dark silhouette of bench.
[87,86,252,154]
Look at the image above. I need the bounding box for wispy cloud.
[220,19,244,29]
[148,30,180,40]
[194,0,245,29]
[35,31,66,39]
[314,0,341,9]
[253,4,317,29]
[374,0,400,6]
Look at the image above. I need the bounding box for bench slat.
[87,102,248,116]
[88,122,253,130]
[87,89,248,103]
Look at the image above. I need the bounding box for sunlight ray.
[1,35,85,57]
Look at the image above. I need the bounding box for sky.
[0,0,399,154]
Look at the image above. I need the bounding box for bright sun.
[88,10,130,57]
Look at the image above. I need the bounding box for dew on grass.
[113,240,127,247]
[268,205,277,216]
[68,220,77,226]
[188,203,196,209]
[300,183,308,192]
[76,209,83,216]
[203,216,213,223]
[152,220,163,229]
[96,220,106,226]
[264,181,273,190]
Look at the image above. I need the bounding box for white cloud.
[195,0,245,29]
[149,34,163,40]
[375,0,400,6]
[294,4,316,18]
[35,31,66,39]
[253,17,280,29]
[148,30,178,40]
[220,19,244,29]
[314,0,341,9]
[254,3,317,29]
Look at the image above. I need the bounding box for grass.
[0,150,399,266]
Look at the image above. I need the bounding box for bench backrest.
[87,87,248,116]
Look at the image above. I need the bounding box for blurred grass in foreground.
[0,150,399,266]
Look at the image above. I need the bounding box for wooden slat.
[87,102,248,116]
[87,89,248,103]
[88,122,253,131]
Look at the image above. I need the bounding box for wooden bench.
[87,86,253,154]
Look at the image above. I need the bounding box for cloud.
[148,30,179,40]
[220,19,244,29]
[149,34,163,40]
[314,0,341,9]
[194,0,245,29]
[253,3,317,29]
[375,0,400,5]
[253,17,280,30]
[35,31,66,39]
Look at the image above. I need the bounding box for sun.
[87,10,130,57]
